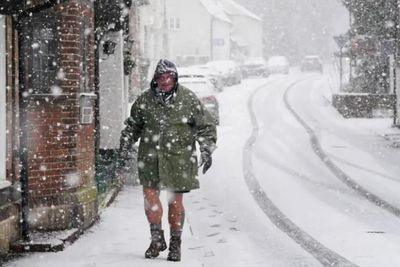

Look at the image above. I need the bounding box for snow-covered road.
[250,72,400,266]
[6,71,400,267]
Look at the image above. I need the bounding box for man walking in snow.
[118,59,217,261]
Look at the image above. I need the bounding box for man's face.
[157,72,175,92]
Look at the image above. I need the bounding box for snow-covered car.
[178,71,220,125]
[189,64,224,92]
[206,60,242,86]
[241,57,269,78]
[267,56,290,74]
[300,55,323,73]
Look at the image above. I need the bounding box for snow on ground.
[5,77,319,267]
[5,72,400,267]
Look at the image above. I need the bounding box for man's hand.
[199,148,212,174]
[116,147,135,172]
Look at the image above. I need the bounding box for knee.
[145,201,162,213]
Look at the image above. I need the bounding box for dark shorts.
[173,190,190,194]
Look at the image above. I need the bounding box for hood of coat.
[150,59,179,93]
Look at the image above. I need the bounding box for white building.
[139,0,262,77]
[138,0,168,80]
[166,0,232,66]
[219,0,263,61]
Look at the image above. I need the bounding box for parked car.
[240,57,269,78]
[190,64,224,92]
[206,60,242,86]
[267,56,290,74]
[300,55,323,72]
[178,69,220,125]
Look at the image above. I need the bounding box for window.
[169,18,180,30]
[80,17,90,93]
[0,15,6,182]
[21,9,58,95]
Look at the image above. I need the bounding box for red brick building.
[0,0,99,254]
[0,0,149,256]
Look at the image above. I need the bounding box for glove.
[199,148,212,174]
[115,149,128,171]
[116,147,135,171]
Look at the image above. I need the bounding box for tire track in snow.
[283,79,400,218]
[244,78,357,267]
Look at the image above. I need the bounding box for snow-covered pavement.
[5,72,400,267]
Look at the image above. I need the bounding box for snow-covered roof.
[219,0,261,21]
[200,0,232,24]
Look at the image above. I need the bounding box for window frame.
[80,17,90,93]
[20,9,59,96]
[0,15,7,185]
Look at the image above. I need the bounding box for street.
[5,69,400,267]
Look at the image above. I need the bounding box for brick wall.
[24,0,98,230]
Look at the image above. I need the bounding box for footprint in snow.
[204,251,215,257]
[217,238,227,243]
[188,246,204,250]
[213,209,223,214]
[206,232,220,237]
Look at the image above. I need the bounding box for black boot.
[167,236,182,262]
[145,229,167,259]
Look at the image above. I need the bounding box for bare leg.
[167,192,184,261]
[143,186,163,225]
[143,186,167,259]
[168,192,185,233]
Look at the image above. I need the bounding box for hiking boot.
[145,229,167,259]
[167,236,181,262]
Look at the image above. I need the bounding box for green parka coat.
[120,83,217,191]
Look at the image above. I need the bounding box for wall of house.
[230,15,263,59]
[211,19,231,61]
[99,31,128,150]
[139,0,165,81]
[167,0,212,66]
[128,5,143,95]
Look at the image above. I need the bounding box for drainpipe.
[94,22,101,157]
[93,1,102,185]
[16,17,30,242]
